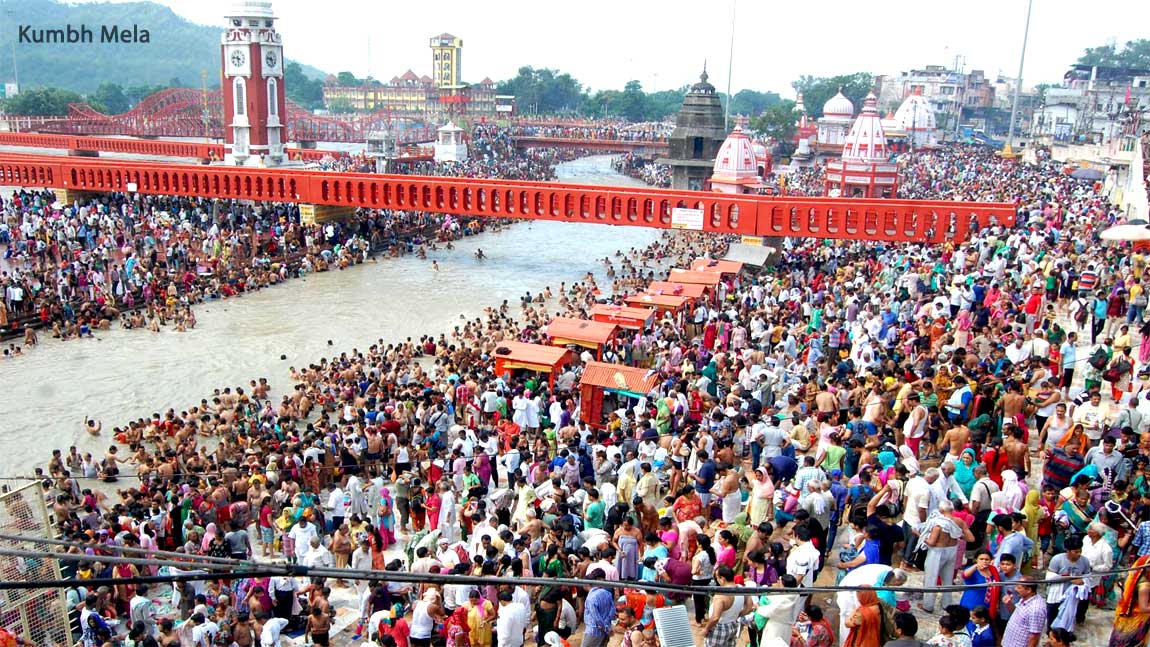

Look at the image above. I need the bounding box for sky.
[74,0,1150,97]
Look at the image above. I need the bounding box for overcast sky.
[81,0,1150,96]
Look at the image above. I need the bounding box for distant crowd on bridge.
[508,123,671,142]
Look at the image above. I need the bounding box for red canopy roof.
[625,293,690,311]
[589,304,657,330]
[545,317,619,347]
[644,281,708,299]
[580,361,660,394]
[492,341,572,374]
[690,258,744,275]
[666,268,723,286]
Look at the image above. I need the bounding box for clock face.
[265,51,278,68]
[230,50,245,67]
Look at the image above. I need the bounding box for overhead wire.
[2,531,1150,597]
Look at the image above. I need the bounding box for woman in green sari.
[655,398,672,436]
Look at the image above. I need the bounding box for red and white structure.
[894,89,939,149]
[221,1,286,166]
[709,125,763,194]
[825,92,899,198]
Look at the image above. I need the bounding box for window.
[268,78,278,116]
[234,78,245,116]
[692,137,704,159]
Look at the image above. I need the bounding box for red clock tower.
[221,1,286,166]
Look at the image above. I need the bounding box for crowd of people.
[506,123,671,142]
[14,139,1150,647]
[0,124,583,353]
[611,156,671,189]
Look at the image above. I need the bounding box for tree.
[1078,39,1150,69]
[326,98,355,113]
[336,71,360,87]
[750,100,797,141]
[285,61,324,110]
[792,72,873,118]
[89,82,129,114]
[646,87,687,120]
[497,66,585,114]
[168,77,183,88]
[728,89,782,116]
[2,87,84,115]
[124,84,165,108]
[613,80,649,122]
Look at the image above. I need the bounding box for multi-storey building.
[320,33,501,119]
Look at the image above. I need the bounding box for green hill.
[0,0,327,93]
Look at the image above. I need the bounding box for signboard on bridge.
[671,207,704,231]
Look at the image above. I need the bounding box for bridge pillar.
[295,140,318,150]
[66,149,100,158]
[298,204,356,225]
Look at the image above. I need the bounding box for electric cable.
[1,534,1148,597]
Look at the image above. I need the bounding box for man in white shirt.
[326,481,348,531]
[786,525,821,587]
[288,517,318,564]
[189,613,219,647]
[495,589,529,647]
[931,462,969,507]
[1073,391,1109,442]
[302,536,334,584]
[258,615,290,647]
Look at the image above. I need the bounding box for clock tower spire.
[221,1,285,166]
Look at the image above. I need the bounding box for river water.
[0,156,660,477]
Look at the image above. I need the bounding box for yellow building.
[430,33,463,89]
[321,70,497,118]
[321,33,499,118]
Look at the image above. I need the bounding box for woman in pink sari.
[954,309,973,350]
[659,518,681,560]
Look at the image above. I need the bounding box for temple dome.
[711,125,759,184]
[842,92,888,160]
[894,92,937,132]
[822,90,854,119]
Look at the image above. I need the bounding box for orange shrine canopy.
[666,268,724,286]
[644,281,708,299]
[624,292,691,312]
[544,317,619,349]
[492,341,573,375]
[589,304,657,330]
[690,258,744,275]
[579,361,661,396]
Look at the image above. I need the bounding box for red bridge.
[513,136,668,155]
[2,88,439,145]
[0,152,1015,244]
[0,132,433,164]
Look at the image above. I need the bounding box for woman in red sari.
[671,487,703,524]
[843,588,882,647]
[1109,556,1150,647]
[301,457,321,495]
[425,487,442,532]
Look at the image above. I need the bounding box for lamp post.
[724,0,736,130]
[1004,0,1034,156]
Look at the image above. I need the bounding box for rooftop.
[579,361,660,394]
